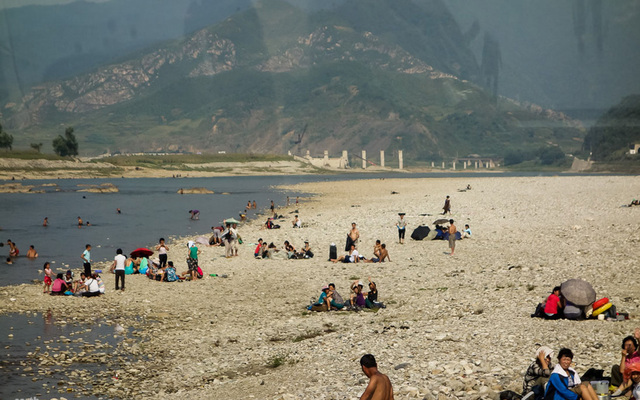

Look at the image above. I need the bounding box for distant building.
[629,144,640,155]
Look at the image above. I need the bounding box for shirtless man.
[26,245,38,258]
[77,216,83,228]
[359,354,394,400]
[378,244,391,262]
[346,222,360,250]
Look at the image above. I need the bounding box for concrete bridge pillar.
[452,161,456,170]
[380,150,385,168]
[442,161,445,169]
[362,150,367,169]
[399,150,403,170]
[323,150,329,164]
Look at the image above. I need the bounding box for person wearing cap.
[612,361,640,398]
[313,285,332,311]
[396,213,407,244]
[522,346,554,397]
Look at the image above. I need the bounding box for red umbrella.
[130,248,153,258]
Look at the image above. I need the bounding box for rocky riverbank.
[1,175,639,399]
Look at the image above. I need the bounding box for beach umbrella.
[433,218,450,225]
[130,248,153,258]
[560,279,596,306]
[224,218,241,224]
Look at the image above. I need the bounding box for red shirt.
[544,293,560,314]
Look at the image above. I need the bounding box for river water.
[0,171,599,287]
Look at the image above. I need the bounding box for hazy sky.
[0,0,109,9]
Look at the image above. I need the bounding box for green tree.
[0,123,13,151]
[30,143,43,153]
[53,127,79,156]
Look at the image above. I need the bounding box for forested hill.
[1,0,583,159]
[583,95,640,161]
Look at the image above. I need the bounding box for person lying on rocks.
[611,328,640,388]
[544,347,598,400]
[522,346,553,399]
[332,244,359,263]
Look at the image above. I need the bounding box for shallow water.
[0,172,602,287]
[0,311,134,399]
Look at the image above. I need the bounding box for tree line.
[0,125,79,156]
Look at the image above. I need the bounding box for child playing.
[43,262,53,293]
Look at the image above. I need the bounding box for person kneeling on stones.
[522,346,553,399]
[544,348,598,400]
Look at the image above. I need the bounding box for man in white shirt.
[80,273,102,297]
[110,248,127,291]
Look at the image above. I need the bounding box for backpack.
[197,266,203,279]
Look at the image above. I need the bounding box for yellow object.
[592,302,612,317]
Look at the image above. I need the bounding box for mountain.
[583,95,640,161]
[1,0,584,159]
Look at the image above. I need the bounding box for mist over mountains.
[1,0,637,159]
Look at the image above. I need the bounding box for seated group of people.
[254,239,314,259]
[331,240,391,263]
[49,269,105,297]
[535,286,616,321]
[310,278,385,312]
[521,328,640,400]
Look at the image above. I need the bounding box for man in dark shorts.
[359,354,394,400]
[81,244,92,277]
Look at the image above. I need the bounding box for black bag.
[329,244,337,260]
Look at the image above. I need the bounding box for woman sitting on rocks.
[544,348,597,400]
[364,278,385,309]
[349,281,366,310]
[50,273,68,295]
[522,346,553,399]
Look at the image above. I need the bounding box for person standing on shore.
[187,241,200,280]
[155,238,169,268]
[77,216,83,228]
[448,219,457,255]
[111,248,126,291]
[359,354,394,400]
[346,222,360,251]
[442,196,451,215]
[396,213,407,244]
[81,244,92,277]
[270,200,275,216]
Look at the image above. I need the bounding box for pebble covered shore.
[1,175,639,399]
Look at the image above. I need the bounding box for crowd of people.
[519,328,640,400]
